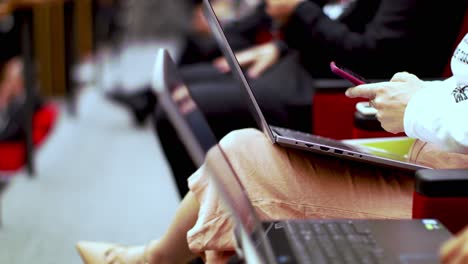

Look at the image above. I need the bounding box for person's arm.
[0,57,23,110]
[345,72,427,133]
[283,0,416,57]
[345,72,468,154]
[267,0,468,77]
[404,77,468,154]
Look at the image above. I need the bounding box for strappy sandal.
[76,240,157,264]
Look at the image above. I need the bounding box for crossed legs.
[77,128,414,263]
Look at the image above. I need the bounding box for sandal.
[76,240,157,264]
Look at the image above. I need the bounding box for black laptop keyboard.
[285,221,385,264]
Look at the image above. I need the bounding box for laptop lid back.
[152,49,276,263]
[202,0,275,142]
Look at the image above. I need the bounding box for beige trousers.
[187,129,415,263]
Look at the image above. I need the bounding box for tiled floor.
[0,87,180,263]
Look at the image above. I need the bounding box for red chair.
[0,103,59,174]
[0,102,58,226]
[312,79,367,139]
[413,169,468,234]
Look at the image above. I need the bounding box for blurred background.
[0,0,466,263]
[0,0,245,263]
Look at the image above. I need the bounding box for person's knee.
[219,128,267,153]
[205,128,266,165]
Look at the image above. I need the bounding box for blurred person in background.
[0,13,43,141]
[90,0,193,126]
[155,0,468,198]
[101,0,248,126]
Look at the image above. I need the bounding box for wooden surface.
[34,1,66,96]
[0,1,67,19]
[75,0,93,58]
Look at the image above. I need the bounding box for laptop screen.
[152,49,276,263]
[201,0,276,142]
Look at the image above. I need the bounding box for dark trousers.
[154,52,314,197]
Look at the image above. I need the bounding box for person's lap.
[155,52,314,197]
[187,128,414,261]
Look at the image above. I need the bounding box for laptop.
[152,48,452,264]
[201,0,430,172]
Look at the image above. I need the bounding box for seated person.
[156,0,468,198]
[0,57,25,141]
[75,34,468,264]
[104,0,260,126]
[0,15,43,142]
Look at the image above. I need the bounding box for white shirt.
[404,33,468,154]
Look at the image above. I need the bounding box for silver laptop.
[202,0,430,172]
[152,48,452,264]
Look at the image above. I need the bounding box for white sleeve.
[404,77,468,154]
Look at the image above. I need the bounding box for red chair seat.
[412,169,468,234]
[32,103,59,146]
[0,143,26,172]
[312,89,365,139]
[413,192,468,234]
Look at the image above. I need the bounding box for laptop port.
[320,146,330,151]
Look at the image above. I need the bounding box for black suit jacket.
[283,0,468,78]
[0,17,20,64]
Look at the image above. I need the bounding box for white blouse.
[404,33,468,154]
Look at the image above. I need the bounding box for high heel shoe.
[105,88,157,127]
[76,240,157,264]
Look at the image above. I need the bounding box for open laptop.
[201,0,430,172]
[152,48,452,264]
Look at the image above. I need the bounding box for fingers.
[235,49,257,67]
[247,57,272,78]
[212,57,230,73]
[212,48,257,73]
[345,82,392,99]
[346,72,420,99]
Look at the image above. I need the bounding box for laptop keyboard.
[285,220,385,264]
